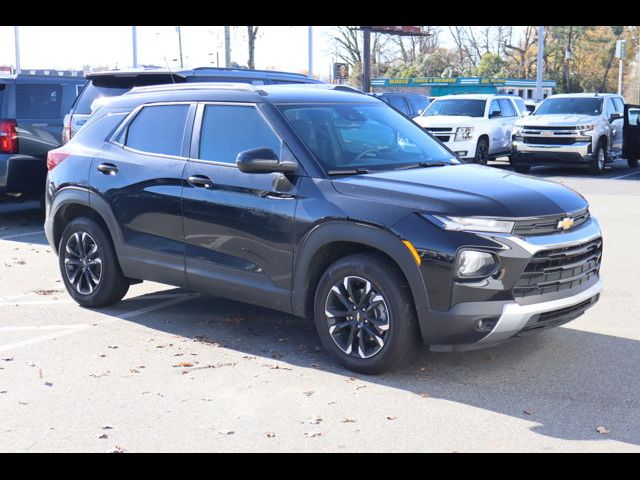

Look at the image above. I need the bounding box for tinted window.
[498,99,516,117]
[534,97,603,116]
[198,105,281,164]
[407,95,430,115]
[612,97,624,114]
[0,84,5,111]
[423,99,486,117]
[489,100,502,118]
[385,96,409,115]
[75,83,130,114]
[279,103,458,171]
[16,84,62,118]
[125,104,189,156]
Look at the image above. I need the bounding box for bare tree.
[395,26,440,63]
[247,26,259,69]
[504,26,538,78]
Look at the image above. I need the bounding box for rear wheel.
[588,139,607,175]
[59,217,129,307]
[628,157,639,169]
[313,253,420,374]
[474,138,489,165]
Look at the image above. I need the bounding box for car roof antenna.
[163,56,176,84]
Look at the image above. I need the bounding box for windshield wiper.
[327,168,371,176]
[394,162,449,171]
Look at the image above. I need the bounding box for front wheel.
[588,139,607,175]
[474,138,489,165]
[59,217,130,307]
[313,253,420,374]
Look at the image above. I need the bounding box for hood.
[332,164,587,218]
[516,113,596,127]
[414,115,479,128]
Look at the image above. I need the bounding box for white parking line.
[608,171,640,180]
[0,292,200,352]
[0,230,45,240]
[0,299,74,307]
[0,324,85,332]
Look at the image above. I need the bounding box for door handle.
[187,175,213,189]
[96,163,118,175]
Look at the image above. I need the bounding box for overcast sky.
[0,26,517,81]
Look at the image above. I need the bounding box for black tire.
[628,157,639,169]
[474,138,489,165]
[313,253,420,375]
[58,216,129,307]
[588,139,607,175]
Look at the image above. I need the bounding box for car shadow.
[93,288,640,448]
[0,201,47,246]
[489,157,640,180]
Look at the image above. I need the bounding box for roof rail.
[266,83,364,94]
[191,66,310,77]
[125,82,266,96]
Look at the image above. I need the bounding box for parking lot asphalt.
[1,160,639,452]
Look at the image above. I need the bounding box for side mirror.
[610,112,623,122]
[236,147,298,174]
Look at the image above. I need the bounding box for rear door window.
[489,100,503,118]
[386,96,410,115]
[125,104,189,157]
[16,84,62,118]
[74,83,129,115]
[406,96,429,116]
[198,105,281,164]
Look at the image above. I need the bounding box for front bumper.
[512,140,592,165]
[420,217,603,350]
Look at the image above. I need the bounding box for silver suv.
[511,93,635,174]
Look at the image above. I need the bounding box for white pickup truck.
[413,94,527,164]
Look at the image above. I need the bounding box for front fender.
[291,220,430,329]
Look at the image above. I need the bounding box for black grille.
[522,136,577,145]
[425,127,452,132]
[513,237,602,298]
[520,295,598,333]
[435,135,450,142]
[513,210,590,236]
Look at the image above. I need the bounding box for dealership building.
[371,76,556,99]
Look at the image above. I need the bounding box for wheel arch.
[291,220,430,331]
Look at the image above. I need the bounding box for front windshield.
[533,97,603,116]
[422,99,486,117]
[278,103,459,172]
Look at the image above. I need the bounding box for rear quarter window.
[16,84,62,118]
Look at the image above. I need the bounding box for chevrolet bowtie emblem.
[557,217,575,230]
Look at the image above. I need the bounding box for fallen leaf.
[44,382,53,387]
[419,366,428,372]
[107,345,118,349]
[265,432,276,438]
[218,430,235,435]
[102,425,114,430]
[1,357,14,362]
[310,364,320,369]
[303,391,314,397]
[242,355,256,360]
[39,369,43,379]
[596,426,610,434]
[18,401,28,405]
[33,289,61,296]
[173,362,194,368]
[277,338,288,343]
[304,432,322,438]
[106,446,125,453]
[99,354,106,358]
[90,371,110,378]
[98,433,108,440]
[523,409,535,415]
[27,362,36,367]
[341,417,356,423]
[346,377,357,383]
[0,390,7,394]
[419,393,430,398]
[129,368,140,374]
[303,416,322,425]
[355,385,367,390]
[386,415,397,421]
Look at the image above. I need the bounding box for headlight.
[455,127,474,141]
[576,124,595,132]
[430,215,515,233]
[456,249,499,279]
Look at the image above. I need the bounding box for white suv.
[413,94,526,164]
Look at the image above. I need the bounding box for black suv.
[370,92,430,118]
[63,67,322,143]
[45,83,603,374]
[1,71,86,201]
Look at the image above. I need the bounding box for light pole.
[132,26,138,68]
[14,26,21,74]
[224,26,231,67]
[308,26,313,77]
[535,26,545,101]
[176,26,184,69]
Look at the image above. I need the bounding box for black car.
[370,92,430,118]
[63,67,322,143]
[45,83,603,374]
[0,71,86,201]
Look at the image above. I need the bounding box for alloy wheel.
[324,275,390,359]
[64,232,102,295]
[598,147,605,170]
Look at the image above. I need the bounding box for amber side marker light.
[402,240,422,266]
